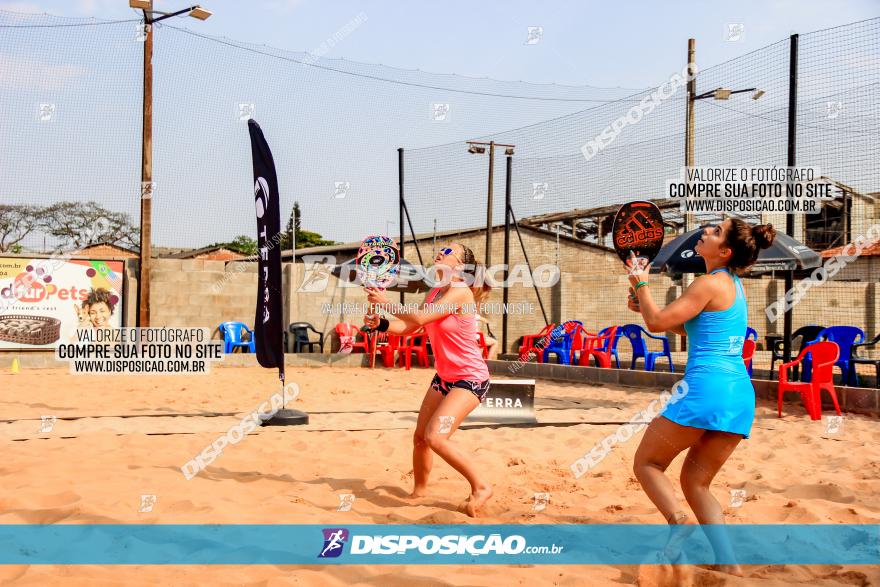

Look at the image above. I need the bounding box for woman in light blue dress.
[627,218,775,575]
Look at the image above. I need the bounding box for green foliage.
[0,202,140,253]
[40,201,140,250]
[295,229,336,248]
[220,235,258,255]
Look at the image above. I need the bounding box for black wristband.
[376,318,390,332]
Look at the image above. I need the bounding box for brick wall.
[145,227,880,354]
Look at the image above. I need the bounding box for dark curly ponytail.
[725,219,777,273]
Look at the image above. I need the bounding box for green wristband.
[634,281,649,291]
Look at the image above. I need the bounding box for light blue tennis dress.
[662,268,755,438]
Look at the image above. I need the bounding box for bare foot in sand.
[636,560,695,586]
[409,486,428,498]
[461,485,493,517]
[663,512,696,561]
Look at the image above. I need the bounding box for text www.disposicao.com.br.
[73,360,207,373]
[683,199,819,213]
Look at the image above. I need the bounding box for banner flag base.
[261,408,309,426]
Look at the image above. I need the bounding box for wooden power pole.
[138,2,154,327]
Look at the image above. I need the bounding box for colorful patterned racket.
[612,200,665,273]
[356,235,400,333]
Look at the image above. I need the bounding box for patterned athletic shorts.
[430,373,491,402]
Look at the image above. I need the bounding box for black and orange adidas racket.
[612,200,665,272]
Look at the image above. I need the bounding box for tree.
[0,204,43,253]
[220,235,258,255]
[296,229,336,248]
[282,202,298,249]
[280,201,336,249]
[40,201,140,251]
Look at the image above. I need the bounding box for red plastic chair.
[476,332,490,359]
[370,333,403,369]
[370,331,400,368]
[568,324,587,364]
[578,326,619,368]
[398,331,429,370]
[334,323,370,354]
[778,341,841,420]
[368,332,383,368]
[518,323,556,363]
[742,339,756,375]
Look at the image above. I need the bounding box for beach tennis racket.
[612,201,664,303]
[356,235,400,333]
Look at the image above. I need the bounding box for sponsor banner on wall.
[0,257,124,349]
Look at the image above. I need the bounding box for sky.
[2,0,876,88]
[1,0,878,249]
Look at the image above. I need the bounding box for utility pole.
[467,140,514,266]
[486,141,495,266]
[132,1,211,326]
[138,1,154,327]
[684,38,696,235]
[681,38,696,351]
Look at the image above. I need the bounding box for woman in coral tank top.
[364,243,492,516]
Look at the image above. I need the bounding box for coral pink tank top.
[423,288,490,382]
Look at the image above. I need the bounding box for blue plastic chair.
[598,326,622,368]
[218,321,256,354]
[542,320,583,365]
[803,326,865,386]
[620,324,674,372]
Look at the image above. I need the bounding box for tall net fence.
[0,12,143,251]
[1,9,641,251]
[2,9,879,382]
[401,17,880,375]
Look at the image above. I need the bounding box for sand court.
[0,365,877,585]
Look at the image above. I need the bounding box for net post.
[503,154,512,354]
[783,33,799,364]
[398,147,405,304]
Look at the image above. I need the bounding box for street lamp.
[466,140,515,267]
[681,37,763,352]
[684,41,765,235]
[131,1,212,327]
[129,1,212,22]
[693,87,765,101]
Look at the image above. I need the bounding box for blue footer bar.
[0,524,876,565]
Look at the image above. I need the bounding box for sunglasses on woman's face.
[437,247,462,263]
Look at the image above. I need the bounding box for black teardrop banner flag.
[247,119,285,378]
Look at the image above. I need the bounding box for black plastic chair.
[767,325,824,380]
[850,333,880,387]
[287,322,325,353]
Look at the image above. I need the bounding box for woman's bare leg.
[422,388,491,517]
[633,417,705,522]
[633,417,706,560]
[680,431,744,576]
[410,385,444,497]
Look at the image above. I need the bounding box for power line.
[165,25,657,103]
